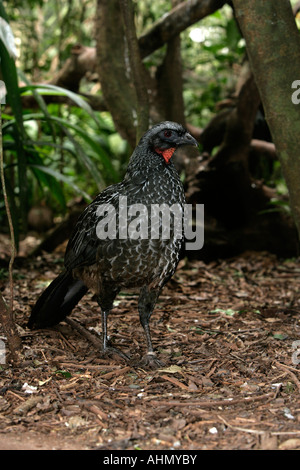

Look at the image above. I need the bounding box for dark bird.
[28,121,198,368]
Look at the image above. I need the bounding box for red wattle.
[155,147,176,164]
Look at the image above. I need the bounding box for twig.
[83,402,108,422]
[6,390,25,401]
[13,396,44,416]
[161,374,190,390]
[65,317,103,349]
[100,366,131,380]
[218,415,266,435]
[274,361,300,393]
[148,391,275,408]
[0,108,16,313]
[218,415,300,436]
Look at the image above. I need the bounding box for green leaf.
[0,17,17,58]
[54,370,72,378]
[210,308,236,316]
[18,72,57,140]
[4,111,117,191]
[48,115,118,186]
[273,333,288,340]
[29,163,92,202]
[19,83,106,133]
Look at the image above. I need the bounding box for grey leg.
[138,286,164,368]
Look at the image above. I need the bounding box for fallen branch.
[148,391,275,408]
[65,317,103,350]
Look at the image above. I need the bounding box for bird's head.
[138,121,199,165]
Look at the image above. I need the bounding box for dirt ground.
[1,240,300,450]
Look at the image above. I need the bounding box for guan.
[28,121,198,368]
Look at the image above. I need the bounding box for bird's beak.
[178,132,198,148]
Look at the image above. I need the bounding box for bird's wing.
[64,184,122,270]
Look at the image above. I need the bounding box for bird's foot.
[139,352,165,369]
[101,345,131,363]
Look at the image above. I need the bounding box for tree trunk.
[95,0,137,148]
[156,0,186,126]
[232,0,300,240]
[119,0,149,143]
[94,0,227,147]
[184,68,299,260]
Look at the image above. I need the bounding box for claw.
[102,345,131,362]
[139,352,165,369]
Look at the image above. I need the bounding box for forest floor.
[0,235,300,450]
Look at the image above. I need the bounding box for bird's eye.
[164,130,172,138]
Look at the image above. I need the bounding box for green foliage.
[137,2,245,128]
[4,0,96,75]
[0,0,288,240]
[183,8,245,127]
[0,1,128,241]
[54,369,72,378]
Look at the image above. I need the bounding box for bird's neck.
[126,147,178,179]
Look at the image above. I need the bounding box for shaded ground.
[1,242,300,450]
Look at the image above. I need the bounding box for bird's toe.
[101,346,131,363]
[139,353,165,369]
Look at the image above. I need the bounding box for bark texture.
[233,0,300,239]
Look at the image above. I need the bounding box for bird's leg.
[97,295,130,362]
[138,286,164,369]
[101,308,109,352]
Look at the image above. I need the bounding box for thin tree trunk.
[156,0,185,126]
[232,0,300,239]
[0,105,22,365]
[120,0,149,143]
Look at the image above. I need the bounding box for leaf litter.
[0,243,300,450]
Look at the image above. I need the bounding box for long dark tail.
[28,270,88,329]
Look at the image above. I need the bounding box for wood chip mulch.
[0,247,300,450]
